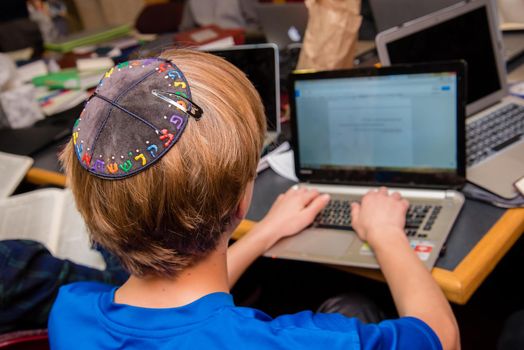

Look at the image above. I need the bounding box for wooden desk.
[26,167,66,187]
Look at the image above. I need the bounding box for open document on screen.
[294,73,457,172]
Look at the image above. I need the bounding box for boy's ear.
[234,181,255,221]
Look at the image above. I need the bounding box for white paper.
[190,28,218,43]
[0,84,44,128]
[0,188,105,270]
[16,60,48,83]
[0,54,17,91]
[0,188,63,250]
[267,150,298,182]
[198,36,235,50]
[76,57,114,72]
[38,88,88,116]
[55,190,105,270]
[0,151,33,198]
[79,70,106,89]
[257,141,291,173]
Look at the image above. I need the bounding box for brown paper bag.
[297,0,362,71]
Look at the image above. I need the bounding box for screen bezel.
[369,0,463,32]
[205,43,281,134]
[290,61,467,189]
[375,0,507,117]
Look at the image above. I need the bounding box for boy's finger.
[302,194,330,220]
[391,192,402,200]
[299,188,321,205]
[351,202,360,221]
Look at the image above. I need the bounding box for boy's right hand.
[351,188,460,350]
[351,187,410,248]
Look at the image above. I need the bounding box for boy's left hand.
[255,187,330,250]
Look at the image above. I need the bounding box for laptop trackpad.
[286,230,354,257]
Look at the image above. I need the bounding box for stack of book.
[31,57,114,115]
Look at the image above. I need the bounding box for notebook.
[255,3,308,50]
[205,44,281,146]
[0,151,33,198]
[265,62,466,269]
[375,0,524,199]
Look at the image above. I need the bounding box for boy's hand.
[227,187,329,287]
[256,187,330,249]
[351,187,409,248]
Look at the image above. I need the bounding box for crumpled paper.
[0,53,43,129]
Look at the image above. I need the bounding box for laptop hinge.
[445,190,461,199]
[298,183,450,200]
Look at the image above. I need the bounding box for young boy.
[49,49,459,349]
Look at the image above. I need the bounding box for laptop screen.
[383,4,501,108]
[291,64,466,188]
[206,44,280,133]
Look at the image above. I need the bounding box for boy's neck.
[114,237,230,309]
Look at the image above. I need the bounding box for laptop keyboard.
[466,103,524,167]
[314,199,442,238]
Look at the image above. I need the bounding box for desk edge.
[25,167,67,187]
[450,207,524,304]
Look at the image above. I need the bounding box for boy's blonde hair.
[61,49,266,277]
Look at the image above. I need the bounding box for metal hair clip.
[151,90,204,120]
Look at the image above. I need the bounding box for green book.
[44,24,131,53]
[32,69,105,90]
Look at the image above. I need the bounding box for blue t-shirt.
[48,282,441,349]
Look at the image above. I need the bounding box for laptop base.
[265,184,464,270]
[466,96,524,199]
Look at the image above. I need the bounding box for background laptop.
[256,3,308,50]
[376,0,524,199]
[370,0,462,33]
[265,62,466,269]
[205,44,280,146]
[370,0,524,63]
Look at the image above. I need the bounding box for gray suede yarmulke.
[72,58,202,179]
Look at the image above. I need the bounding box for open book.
[0,188,106,270]
[0,151,33,198]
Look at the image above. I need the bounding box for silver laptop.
[370,0,524,62]
[376,0,524,199]
[370,0,462,32]
[265,62,466,269]
[205,44,281,145]
[256,3,308,50]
